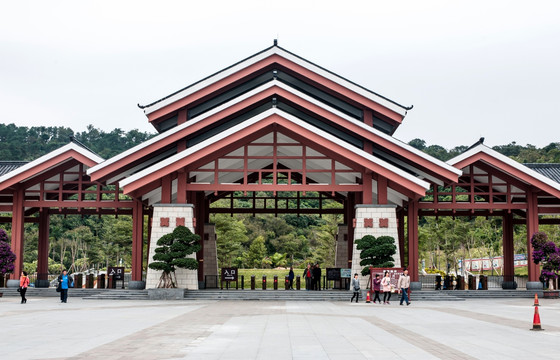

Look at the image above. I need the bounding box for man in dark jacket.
[313,264,321,290]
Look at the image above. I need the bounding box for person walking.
[397,268,411,306]
[381,271,392,304]
[350,273,360,303]
[313,264,321,291]
[303,264,313,291]
[57,269,73,303]
[19,271,30,304]
[288,267,294,290]
[372,273,382,304]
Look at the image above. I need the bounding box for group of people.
[302,263,322,290]
[351,268,411,306]
[18,269,74,304]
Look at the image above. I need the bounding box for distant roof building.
[525,163,560,184]
[0,161,28,176]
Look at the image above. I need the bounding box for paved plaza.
[1,296,559,359]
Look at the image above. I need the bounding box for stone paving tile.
[2,297,560,359]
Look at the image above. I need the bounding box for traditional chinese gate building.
[2,42,560,290]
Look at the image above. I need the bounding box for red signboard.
[369,267,404,291]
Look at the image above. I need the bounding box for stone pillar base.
[351,205,401,289]
[6,279,20,288]
[128,280,146,290]
[526,281,544,290]
[146,204,198,290]
[501,281,517,290]
[410,282,422,291]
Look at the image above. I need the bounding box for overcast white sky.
[1,0,559,150]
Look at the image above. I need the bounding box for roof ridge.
[138,44,276,110]
[138,42,412,113]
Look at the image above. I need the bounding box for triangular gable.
[90,80,459,184]
[119,108,430,197]
[140,44,410,125]
[0,142,104,191]
[448,144,560,198]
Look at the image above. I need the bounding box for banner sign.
[369,267,404,291]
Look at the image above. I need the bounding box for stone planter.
[128,281,146,290]
[148,288,186,300]
[6,279,20,288]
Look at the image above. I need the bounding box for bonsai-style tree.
[531,231,560,289]
[356,235,396,276]
[0,229,16,279]
[148,226,201,288]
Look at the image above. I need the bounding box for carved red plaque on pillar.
[364,218,374,228]
[379,218,389,228]
[160,217,170,227]
[176,217,185,227]
[352,218,356,228]
[193,217,196,228]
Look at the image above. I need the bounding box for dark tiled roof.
[138,43,412,111]
[525,163,560,184]
[0,161,28,176]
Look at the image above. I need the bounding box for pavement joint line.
[427,306,560,332]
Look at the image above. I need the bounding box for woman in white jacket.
[381,271,392,304]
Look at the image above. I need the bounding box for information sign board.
[340,268,352,278]
[221,267,238,282]
[326,268,341,281]
[107,266,125,281]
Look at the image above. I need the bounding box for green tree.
[245,236,267,268]
[148,226,201,288]
[215,215,248,267]
[356,235,396,276]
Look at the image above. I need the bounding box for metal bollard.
[86,274,94,288]
[274,275,278,290]
[98,274,105,289]
[262,275,267,290]
[285,276,290,290]
[251,275,255,290]
[296,275,301,290]
[241,275,244,290]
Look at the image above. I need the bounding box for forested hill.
[0,122,559,163]
[0,124,156,160]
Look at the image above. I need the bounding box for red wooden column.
[145,211,153,277]
[397,208,405,266]
[362,171,373,204]
[377,176,388,205]
[131,199,144,281]
[502,212,515,281]
[526,191,540,282]
[347,192,355,269]
[407,199,419,282]
[195,191,205,282]
[36,209,50,280]
[10,187,25,279]
[161,175,172,204]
